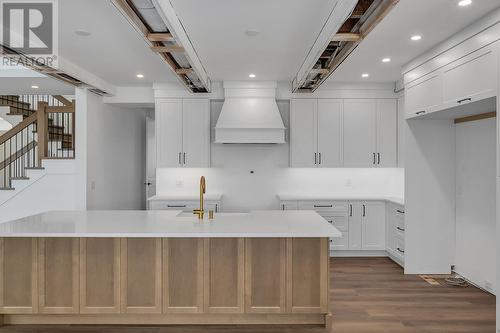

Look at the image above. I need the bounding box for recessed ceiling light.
[136,74,144,79]
[74,29,91,37]
[361,73,369,78]
[249,73,256,78]
[245,29,260,37]
[31,85,39,89]
[411,35,422,41]
[382,57,391,63]
[458,0,472,6]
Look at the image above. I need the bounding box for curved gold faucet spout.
[194,176,206,219]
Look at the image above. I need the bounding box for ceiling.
[0,67,74,94]
[58,0,178,86]
[169,0,341,82]
[329,0,500,83]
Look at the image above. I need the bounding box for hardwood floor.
[1,257,495,333]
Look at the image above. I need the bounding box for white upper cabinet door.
[361,201,386,250]
[290,99,317,167]
[182,99,210,168]
[348,202,362,250]
[156,99,183,168]
[405,72,443,117]
[343,99,377,167]
[442,46,498,107]
[317,99,343,167]
[376,100,397,167]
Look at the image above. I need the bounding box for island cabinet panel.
[38,238,79,313]
[0,238,38,314]
[163,238,204,313]
[244,238,286,313]
[286,238,328,313]
[79,238,120,314]
[204,238,244,313]
[121,238,162,313]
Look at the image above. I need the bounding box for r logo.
[1,1,54,54]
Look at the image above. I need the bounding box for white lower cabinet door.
[348,202,362,250]
[343,99,377,167]
[331,233,348,250]
[317,99,343,167]
[361,201,386,250]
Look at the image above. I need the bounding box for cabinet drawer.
[298,201,348,212]
[322,214,348,232]
[149,201,219,212]
[280,201,298,210]
[394,234,405,260]
[330,233,348,250]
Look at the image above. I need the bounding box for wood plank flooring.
[1,257,495,333]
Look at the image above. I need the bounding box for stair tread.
[25,167,44,170]
[10,177,29,180]
[0,187,15,190]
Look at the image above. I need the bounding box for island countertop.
[0,210,342,238]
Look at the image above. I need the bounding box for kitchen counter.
[148,193,223,201]
[0,209,335,327]
[0,210,341,238]
[277,194,404,206]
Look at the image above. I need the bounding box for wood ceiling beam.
[150,45,185,53]
[175,68,194,75]
[147,33,174,42]
[309,68,330,74]
[302,0,399,92]
[332,33,362,42]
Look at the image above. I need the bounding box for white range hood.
[214,81,285,144]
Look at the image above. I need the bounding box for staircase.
[0,95,75,190]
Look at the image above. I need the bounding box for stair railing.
[0,99,75,189]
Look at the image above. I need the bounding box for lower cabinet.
[0,237,329,317]
[148,199,221,212]
[386,203,405,266]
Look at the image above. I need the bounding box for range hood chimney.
[215,81,285,144]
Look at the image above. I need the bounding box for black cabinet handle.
[314,153,317,165]
[183,152,186,165]
[457,98,472,104]
[362,204,366,217]
[282,204,285,210]
[416,110,426,115]
[397,247,405,254]
[319,152,322,165]
[215,204,219,212]
[349,204,353,217]
[167,205,186,208]
[396,209,405,214]
[178,152,182,165]
[377,153,380,165]
[396,227,405,232]
[373,153,376,165]
[314,204,333,208]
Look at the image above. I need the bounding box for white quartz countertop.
[148,193,223,201]
[277,194,404,206]
[0,210,341,238]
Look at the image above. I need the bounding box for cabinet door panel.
[182,99,210,167]
[348,202,362,250]
[286,238,328,313]
[80,238,120,313]
[0,238,37,313]
[156,99,183,167]
[121,238,161,313]
[317,99,343,167]
[362,202,386,250]
[290,99,317,167]
[405,73,443,117]
[376,99,397,167]
[39,238,79,313]
[163,238,204,313]
[343,99,377,167]
[204,238,244,313]
[443,48,497,105]
[245,238,286,313]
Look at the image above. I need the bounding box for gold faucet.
[193,176,206,219]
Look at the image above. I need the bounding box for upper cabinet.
[290,99,343,167]
[344,99,397,167]
[156,98,210,168]
[405,41,499,118]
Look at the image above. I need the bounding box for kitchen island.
[0,210,340,327]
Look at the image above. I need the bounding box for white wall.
[455,118,496,294]
[156,100,404,212]
[86,93,146,210]
[405,119,456,274]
